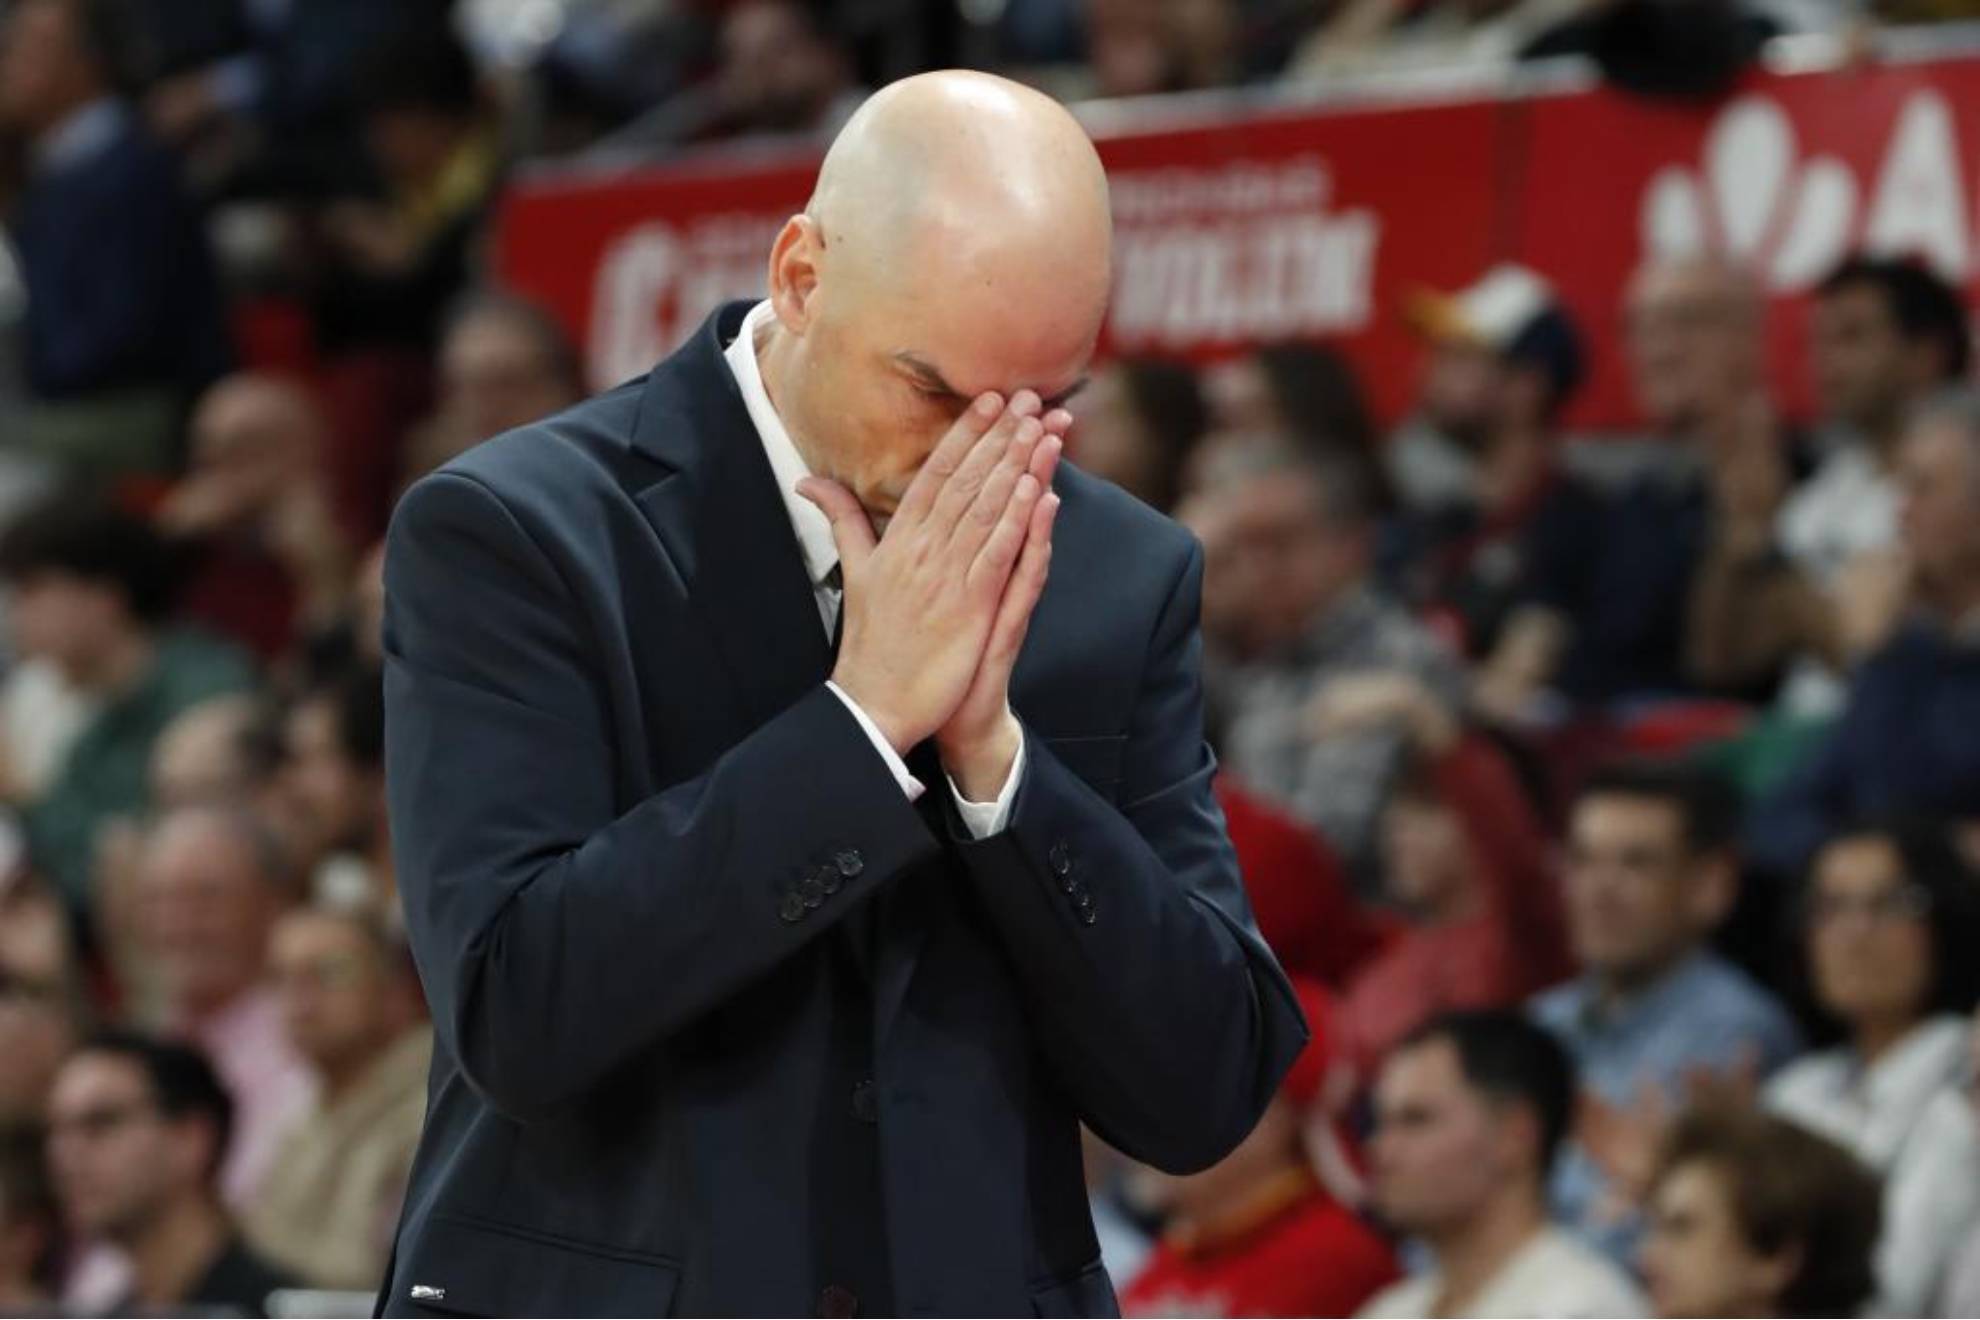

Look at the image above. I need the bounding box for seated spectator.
[1748,392,1980,877]
[160,374,357,665]
[245,904,428,1290]
[0,1122,59,1309]
[1198,342,1389,510]
[1639,1108,1881,1318]
[1082,0,1247,98]
[1387,265,1590,659]
[1479,256,1805,720]
[1071,358,1207,515]
[274,665,389,917]
[1520,0,1779,99]
[708,0,865,142]
[1358,1011,1647,1318]
[1189,444,1465,887]
[45,1033,297,1317]
[132,806,310,1208]
[0,880,81,1125]
[0,0,229,476]
[0,497,252,917]
[1311,674,1569,1071]
[1532,763,1801,1261]
[1764,823,1980,1314]
[402,291,588,486]
[1291,0,1596,81]
[149,695,274,813]
[1690,257,1969,721]
[1939,1006,1980,1318]
[1122,981,1400,1317]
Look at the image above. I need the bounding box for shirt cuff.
[948,736,1025,839]
[825,681,924,803]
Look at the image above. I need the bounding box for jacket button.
[818,863,844,895]
[1048,841,1073,876]
[817,1284,859,1317]
[851,1078,879,1124]
[778,893,806,923]
[798,874,825,902]
[1079,907,1098,926]
[1073,890,1095,915]
[835,849,864,878]
[1058,873,1079,895]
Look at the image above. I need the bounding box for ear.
[1689,850,1738,932]
[167,1114,221,1191]
[766,213,824,335]
[1752,1239,1803,1305]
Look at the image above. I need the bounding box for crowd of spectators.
[0,0,1978,1316]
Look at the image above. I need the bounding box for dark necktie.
[825,563,844,657]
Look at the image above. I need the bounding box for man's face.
[1418,342,1500,447]
[0,1,92,134]
[1369,1039,1514,1235]
[135,820,277,1016]
[1897,418,1980,584]
[1811,284,1909,433]
[719,0,844,133]
[186,386,313,528]
[277,699,378,862]
[6,571,122,681]
[440,316,579,445]
[270,912,391,1074]
[1563,794,1707,982]
[45,1055,183,1240]
[1200,473,1363,657]
[1625,265,1758,431]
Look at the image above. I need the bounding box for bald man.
[378,72,1304,1318]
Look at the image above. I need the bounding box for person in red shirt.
[1121,981,1400,1319]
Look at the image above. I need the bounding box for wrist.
[829,672,920,755]
[939,709,1021,802]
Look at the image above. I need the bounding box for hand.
[938,409,1067,799]
[801,391,1056,756]
[1833,547,1912,660]
[1304,672,1457,753]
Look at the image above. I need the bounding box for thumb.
[797,475,877,572]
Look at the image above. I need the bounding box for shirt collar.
[722,300,839,592]
[33,98,125,174]
[1850,1015,1970,1110]
[1571,948,1712,1038]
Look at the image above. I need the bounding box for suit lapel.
[628,303,833,736]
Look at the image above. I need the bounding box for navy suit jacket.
[377,302,1305,1317]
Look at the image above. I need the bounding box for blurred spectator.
[0,0,230,475]
[1317,679,1569,1072]
[1764,823,1980,1313]
[274,666,389,917]
[1387,264,1589,659]
[0,656,94,809]
[161,374,357,665]
[149,694,274,813]
[1638,1108,1881,1318]
[1748,392,1980,878]
[1358,1011,1647,1318]
[1072,358,1207,514]
[403,291,588,485]
[1291,0,1593,81]
[1122,981,1400,1317]
[0,496,252,916]
[1479,256,1801,720]
[245,904,427,1290]
[0,1122,59,1308]
[1531,763,1800,1262]
[1691,257,1970,720]
[1189,444,1465,886]
[710,1,864,140]
[1198,342,1388,508]
[314,22,501,355]
[1940,1006,1980,1318]
[45,1033,297,1316]
[1520,0,1778,100]
[1084,0,1246,98]
[0,880,80,1125]
[132,805,310,1209]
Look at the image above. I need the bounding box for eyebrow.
[892,352,1089,411]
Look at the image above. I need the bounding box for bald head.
[1625,255,1766,432]
[757,71,1113,517]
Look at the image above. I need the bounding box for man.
[1480,256,1802,715]
[1749,391,1980,877]
[380,71,1304,1316]
[1189,443,1466,887]
[1386,263,1589,660]
[0,497,252,916]
[405,292,588,483]
[45,1033,297,1316]
[1358,1011,1646,1319]
[0,0,230,475]
[132,806,311,1208]
[0,881,78,1126]
[1532,763,1800,1260]
[247,904,429,1289]
[1688,256,1970,718]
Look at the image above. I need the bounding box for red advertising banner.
[492,51,1980,428]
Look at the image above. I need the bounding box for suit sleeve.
[950,540,1308,1174]
[383,471,940,1119]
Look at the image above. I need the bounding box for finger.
[967,470,1042,596]
[1041,408,1073,437]
[951,415,1044,557]
[929,390,1041,533]
[1027,433,1063,491]
[980,492,1060,671]
[796,476,878,573]
[893,392,1003,530]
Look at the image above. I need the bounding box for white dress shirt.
[723,300,1022,837]
[1356,1226,1647,1319]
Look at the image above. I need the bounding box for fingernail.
[1011,390,1040,416]
[976,393,1002,418]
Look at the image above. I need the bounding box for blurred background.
[1,0,1979,1315]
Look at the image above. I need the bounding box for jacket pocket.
[1042,734,1126,802]
[1029,1260,1119,1317]
[400,1213,680,1318]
